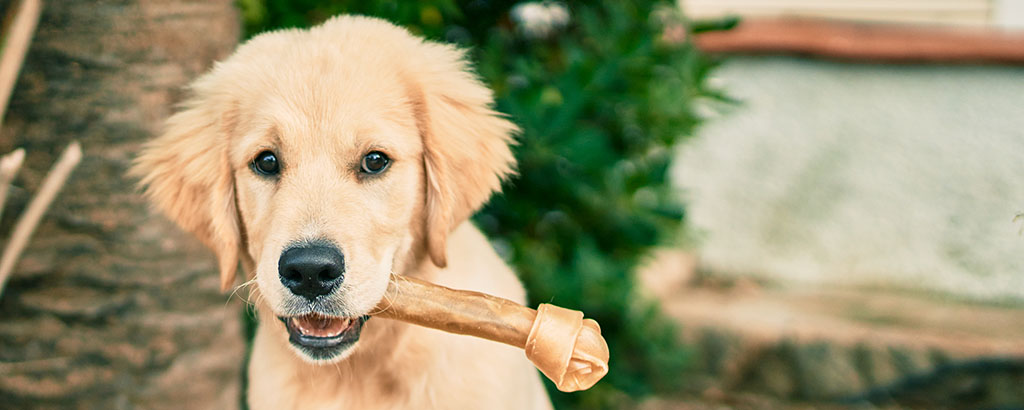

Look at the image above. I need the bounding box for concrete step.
[638,249,1024,408]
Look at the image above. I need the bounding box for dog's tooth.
[325,319,347,337]
[293,317,312,335]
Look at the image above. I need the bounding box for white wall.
[996,0,1024,29]
[673,56,1024,301]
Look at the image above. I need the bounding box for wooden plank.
[683,0,993,27]
[693,18,1024,64]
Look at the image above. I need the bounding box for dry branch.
[0,141,81,297]
[0,0,43,125]
[0,148,26,220]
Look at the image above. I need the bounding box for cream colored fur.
[133,16,551,410]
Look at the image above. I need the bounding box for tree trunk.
[0,1,244,408]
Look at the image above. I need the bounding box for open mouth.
[278,313,368,360]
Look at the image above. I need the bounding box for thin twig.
[0,0,43,126]
[0,148,25,220]
[0,141,81,298]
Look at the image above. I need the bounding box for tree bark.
[0,1,244,408]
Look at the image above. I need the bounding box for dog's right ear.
[409,42,518,269]
[131,93,242,292]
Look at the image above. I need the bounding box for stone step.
[638,249,1024,408]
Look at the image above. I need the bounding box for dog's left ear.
[412,43,518,268]
[132,92,243,292]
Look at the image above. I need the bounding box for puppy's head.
[133,16,516,362]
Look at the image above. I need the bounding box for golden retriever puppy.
[133,15,552,410]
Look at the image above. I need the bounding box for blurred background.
[0,0,1021,409]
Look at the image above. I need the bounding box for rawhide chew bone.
[372,275,610,392]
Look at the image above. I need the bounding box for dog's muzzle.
[279,313,369,360]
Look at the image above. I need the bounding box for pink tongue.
[313,316,332,330]
[295,315,349,337]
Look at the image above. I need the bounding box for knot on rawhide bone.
[525,304,610,392]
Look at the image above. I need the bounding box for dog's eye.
[252,150,280,176]
[361,151,390,174]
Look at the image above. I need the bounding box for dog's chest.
[248,323,547,410]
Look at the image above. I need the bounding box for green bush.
[240,1,720,408]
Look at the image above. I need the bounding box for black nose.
[278,245,345,300]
